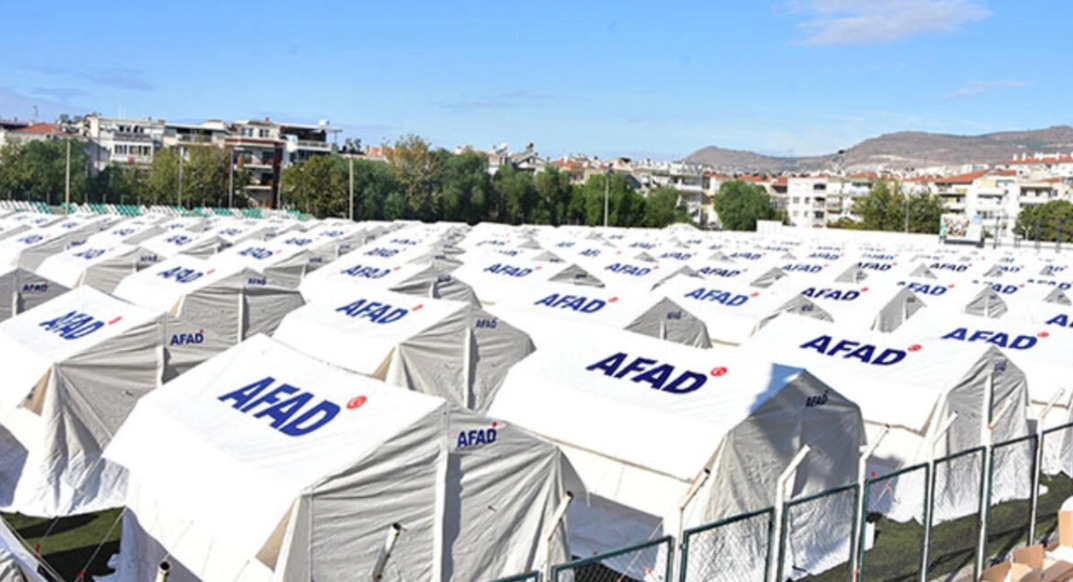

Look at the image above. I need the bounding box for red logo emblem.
[908,344,922,352]
[413,304,423,311]
[608,297,619,303]
[347,396,367,410]
[108,316,122,325]
[1038,331,1050,338]
[710,367,728,377]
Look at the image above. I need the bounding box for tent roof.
[105,334,445,562]
[489,324,807,481]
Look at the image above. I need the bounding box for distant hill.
[685,126,1073,173]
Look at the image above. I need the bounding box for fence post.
[770,445,811,582]
[920,413,959,582]
[975,397,1016,578]
[1029,390,1065,544]
[678,532,690,582]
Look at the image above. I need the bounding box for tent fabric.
[488,283,711,348]
[35,243,141,293]
[114,256,304,348]
[104,335,571,582]
[0,287,172,516]
[742,315,1033,522]
[274,289,533,411]
[488,324,865,577]
[0,519,48,582]
[0,267,67,323]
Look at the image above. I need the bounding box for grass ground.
[803,474,1073,582]
[2,476,1069,582]
[2,509,123,581]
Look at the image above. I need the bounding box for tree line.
[0,135,692,227]
[281,135,692,227]
[0,139,252,207]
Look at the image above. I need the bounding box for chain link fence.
[550,536,673,582]
[679,508,774,582]
[486,422,1073,582]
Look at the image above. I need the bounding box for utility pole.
[603,169,611,228]
[228,149,234,208]
[178,147,184,207]
[64,139,71,215]
[349,156,355,221]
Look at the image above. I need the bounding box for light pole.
[349,155,355,221]
[177,147,184,207]
[64,138,71,214]
[603,169,611,228]
[228,149,234,208]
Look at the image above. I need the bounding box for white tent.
[274,288,532,411]
[0,217,115,271]
[113,256,304,347]
[655,273,830,345]
[35,243,141,293]
[0,266,67,322]
[104,334,573,582]
[207,239,316,289]
[487,281,711,347]
[0,287,210,516]
[299,255,479,306]
[742,315,1033,522]
[488,323,865,579]
[136,229,223,268]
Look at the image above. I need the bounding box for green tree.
[349,158,399,220]
[493,165,540,224]
[535,166,573,226]
[1018,200,1073,242]
[574,173,646,227]
[442,152,494,223]
[383,191,407,220]
[385,135,447,221]
[182,147,244,207]
[0,140,90,205]
[850,181,945,233]
[146,148,180,205]
[280,155,347,217]
[644,187,692,227]
[713,180,776,230]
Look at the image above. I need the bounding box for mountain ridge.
[685,126,1073,173]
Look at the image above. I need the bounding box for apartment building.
[81,114,165,173]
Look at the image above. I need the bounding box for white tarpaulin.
[35,243,140,294]
[104,335,573,582]
[113,256,304,348]
[488,324,865,579]
[274,288,533,411]
[0,287,210,516]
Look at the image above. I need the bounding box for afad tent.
[0,266,67,322]
[0,216,115,271]
[104,335,573,582]
[0,287,211,517]
[207,238,317,289]
[113,256,303,348]
[781,281,928,332]
[488,324,865,579]
[299,254,479,306]
[486,281,711,348]
[135,229,223,268]
[742,315,1033,523]
[655,274,830,346]
[36,243,141,294]
[273,289,532,412]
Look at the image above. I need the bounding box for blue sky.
[0,0,1069,160]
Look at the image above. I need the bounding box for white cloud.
[949,79,1027,98]
[791,0,990,46]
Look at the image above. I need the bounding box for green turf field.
[3,509,123,581]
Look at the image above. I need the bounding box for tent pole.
[155,561,171,582]
[976,394,1015,578]
[920,413,959,582]
[770,445,811,582]
[1030,389,1066,544]
[371,523,404,582]
[544,492,573,581]
[852,426,889,582]
[676,468,711,573]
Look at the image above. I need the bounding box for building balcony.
[177,134,215,144]
[296,139,332,150]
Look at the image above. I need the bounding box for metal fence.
[488,421,1073,582]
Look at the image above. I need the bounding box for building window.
[792,197,800,204]
[259,129,270,138]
